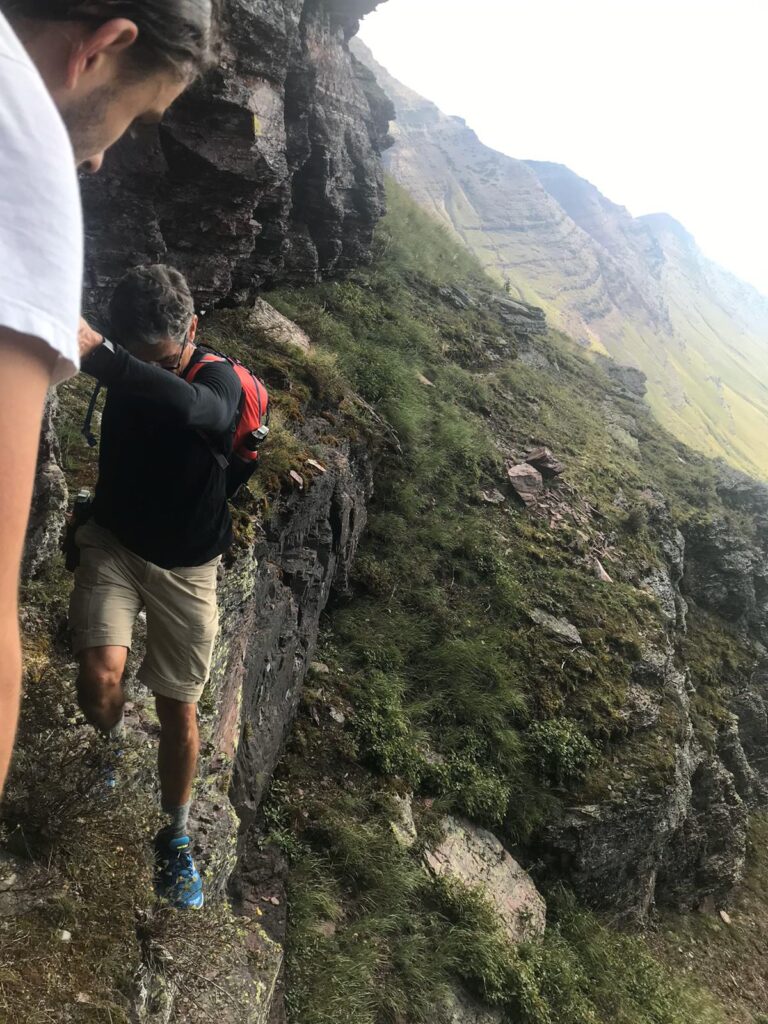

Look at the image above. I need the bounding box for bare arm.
[0,329,56,795]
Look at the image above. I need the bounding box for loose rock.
[247,299,312,353]
[525,446,564,478]
[479,489,506,505]
[507,463,544,507]
[594,558,614,583]
[529,608,582,645]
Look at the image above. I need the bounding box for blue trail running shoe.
[153,833,205,910]
[103,746,123,792]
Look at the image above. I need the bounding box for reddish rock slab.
[507,463,544,507]
[424,816,546,945]
[525,446,564,479]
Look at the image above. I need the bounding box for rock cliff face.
[532,389,768,919]
[353,40,768,481]
[82,0,393,313]
[226,426,372,825]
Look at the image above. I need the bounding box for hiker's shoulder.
[0,17,82,382]
[192,350,242,387]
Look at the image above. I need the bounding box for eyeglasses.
[156,338,188,373]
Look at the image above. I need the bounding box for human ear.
[65,18,139,90]
[188,315,199,343]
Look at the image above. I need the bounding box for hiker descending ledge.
[69,265,269,910]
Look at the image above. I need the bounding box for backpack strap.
[184,351,234,472]
[184,351,225,384]
[82,382,103,448]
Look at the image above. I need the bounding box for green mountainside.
[7,182,768,1022]
[261,182,768,1023]
[13,8,768,1024]
[352,41,768,481]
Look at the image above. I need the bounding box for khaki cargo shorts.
[69,521,220,704]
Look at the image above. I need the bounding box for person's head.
[109,264,198,374]
[2,1,212,172]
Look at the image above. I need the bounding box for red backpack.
[82,344,271,498]
[185,348,270,494]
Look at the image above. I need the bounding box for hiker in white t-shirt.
[0,1,213,795]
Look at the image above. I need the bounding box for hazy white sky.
[359,0,768,295]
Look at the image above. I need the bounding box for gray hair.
[109,264,195,347]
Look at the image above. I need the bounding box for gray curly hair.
[109,265,196,348]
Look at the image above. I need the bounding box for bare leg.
[153,696,204,907]
[155,695,199,811]
[76,646,129,734]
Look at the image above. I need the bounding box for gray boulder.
[529,609,582,646]
[424,816,546,945]
[507,463,544,507]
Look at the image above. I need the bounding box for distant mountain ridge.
[352,39,768,478]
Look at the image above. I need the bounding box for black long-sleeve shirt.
[82,342,242,568]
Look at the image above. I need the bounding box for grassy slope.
[424,169,768,481]
[5,179,766,1022]
[260,181,768,1023]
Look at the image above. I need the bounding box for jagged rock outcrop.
[597,357,649,401]
[82,0,394,314]
[534,472,768,918]
[540,643,749,918]
[227,428,371,823]
[683,517,768,626]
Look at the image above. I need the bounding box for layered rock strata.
[82,0,394,313]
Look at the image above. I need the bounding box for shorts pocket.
[188,604,220,684]
[68,532,142,649]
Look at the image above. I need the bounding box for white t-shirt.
[0,12,82,383]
